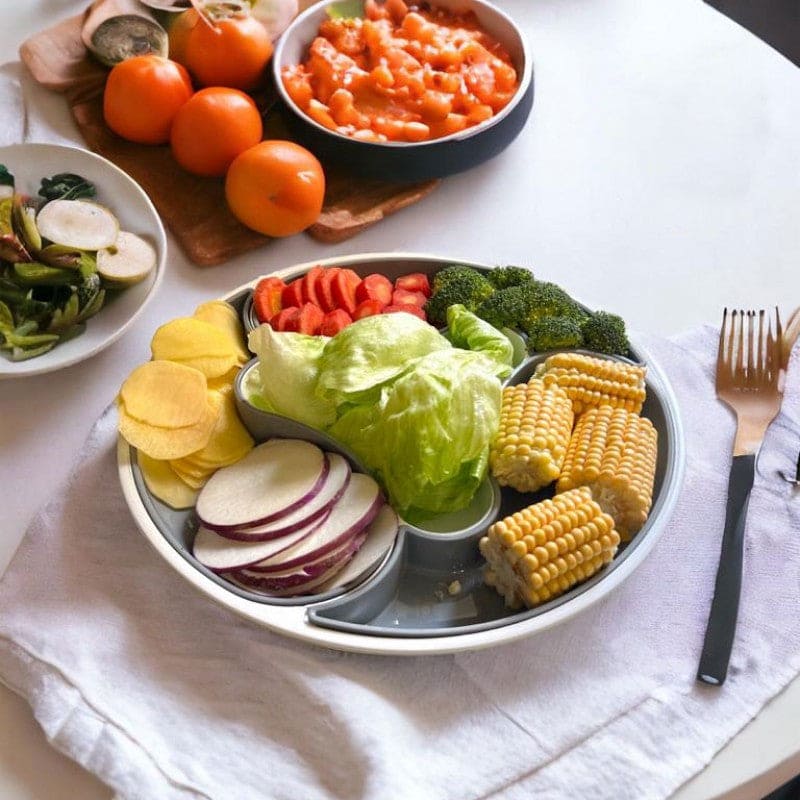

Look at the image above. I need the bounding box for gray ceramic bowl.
[272,0,534,181]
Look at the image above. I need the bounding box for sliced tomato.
[281,279,304,308]
[382,303,426,320]
[391,288,427,308]
[331,268,361,314]
[355,273,393,307]
[352,299,385,320]
[296,302,325,335]
[271,306,300,331]
[318,267,341,312]
[319,308,352,336]
[252,276,285,322]
[394,272,431,297]
[301,266,325,307]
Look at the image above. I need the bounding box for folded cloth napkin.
[1,326,798,800]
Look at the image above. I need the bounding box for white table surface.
[1,1,799,798]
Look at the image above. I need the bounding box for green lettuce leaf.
[247,325,336,429]
[329,348,502,519]
[316,313,452,407]
[446,303,513,378]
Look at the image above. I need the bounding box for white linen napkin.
[1,326,798,800]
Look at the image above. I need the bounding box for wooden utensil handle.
[697,453,755,686]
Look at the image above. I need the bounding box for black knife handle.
[697,453,756,686]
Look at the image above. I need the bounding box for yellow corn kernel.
[557,405,657,540]
[479,487,620,609]
[489,380,574,492]
[533,352,647,415]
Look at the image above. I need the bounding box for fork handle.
[697,453,756,686]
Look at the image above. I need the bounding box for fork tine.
[756,310,765,376]
[735,309,745,377]
[747,310,755,385]
[717,307,729,376]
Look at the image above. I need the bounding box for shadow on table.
[705,0,800,66]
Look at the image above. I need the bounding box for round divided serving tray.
[118,253,685,655]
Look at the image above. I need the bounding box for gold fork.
[697,308,784,686]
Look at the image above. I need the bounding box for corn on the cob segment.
[489,381,574,492]
[480,487,620,608]
[557,405,657,540]
[534,352,646,415]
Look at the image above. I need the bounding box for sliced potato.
[151,317,242,379]
[97,230,156,285]
[138,453,198,510]
[173,354,240,379]
[119,360,208,428]
[167,459,212,489]
[118,399,216,460]
[207,370,240,392]
[36,199,119,250]
[193,301,250,364]
[184,390,254,467]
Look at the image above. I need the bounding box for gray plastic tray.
[119,253,685,654]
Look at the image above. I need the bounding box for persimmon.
[225,141,325,238]
[177,9,273,91]
[170,88,263,177]
[103,55,193,145]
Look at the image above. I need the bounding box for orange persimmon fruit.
[170,87,263,177]
[224,141,325,238]
[178,9,273,91]
[103,55,193,145]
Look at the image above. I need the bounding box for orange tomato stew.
[281,0,520,143]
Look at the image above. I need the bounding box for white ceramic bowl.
[0,143,166,379]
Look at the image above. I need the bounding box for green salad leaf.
[329,348,501,520]
[247,313,503,522]
[38,173,96,203]
[316,313,451,407]
[247,324,336,429]
[446,303,513,378]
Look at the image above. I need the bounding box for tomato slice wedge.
[331,268,361,314]
[252,276,285,322]
[319,308,352,336]
[352,299,385,320]
[302,266,325,307]
[355,273,393,307]
[394,272,431,297]
[281,279,304,308]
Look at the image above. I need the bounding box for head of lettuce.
[247,311,510,523]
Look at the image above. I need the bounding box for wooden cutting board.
[19,8,440,266]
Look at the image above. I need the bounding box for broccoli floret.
[581,311,630,355]
[519,280,588,326]
[425,266,495,325]
[477,279,587,332]
[485,265,535,290]
[525,316,584,352]
[476,284,529,329]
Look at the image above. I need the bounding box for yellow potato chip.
[118,398,216,460]
[168,456,211,480]
[193,301,250,364]
[178,391,254,470]
[207,367,241,392]
[119,360,208,428]
[138,453,199,510]
[167,459,211,489]
[152,317,240,363]
[172,354,239,379]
